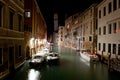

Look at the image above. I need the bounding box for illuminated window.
[25,11,31,18]
[0,48,2,64]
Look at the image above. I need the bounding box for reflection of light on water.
[58,46,61,53]
[28,69,41,80]
[80,58,90,66]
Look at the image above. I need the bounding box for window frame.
[103,43,106,52]
[118,44,120,55]
[118,21,120,33]
[18,14,22,31]
[103,26,106,35]
[119,0,120,8]
[89,36,92,41]
[99,10,101,19]
[0,4,3,27]
[99,43,101,50]
[18,45,22,57]
[113,0,117,11]
[108,44,111,53]
[113,22,117,33]
[108,24,112,34]
[108,2,112,13]
[103,7,106,16]
[9,8,14,30]
[113,44,116,54]
[99,27,101,35]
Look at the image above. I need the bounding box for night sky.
[36,0,102,36]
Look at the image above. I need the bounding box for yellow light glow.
[30,37,35,48]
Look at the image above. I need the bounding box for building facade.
[64,4,97,53]
[70,13,80,50]
[64,16,73,48]
[24,0,47,59]
[53,13,59,45]
[58,26,64,46]
[53,31,58,45]
[0,0,24,79]
[54,13,59,32]
[79,4,97,54]
[97,0,120,60]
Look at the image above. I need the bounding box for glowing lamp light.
[30,37,35,48]
[38,39,42,45]
[30,37,35,42]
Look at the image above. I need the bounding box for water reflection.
[80,57,90,66]
[28,69,41,80]
[3,46,120,80]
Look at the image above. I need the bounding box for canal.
[3,46,120,80]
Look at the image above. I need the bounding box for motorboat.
[80,51,99,63]
[46,52,60,63]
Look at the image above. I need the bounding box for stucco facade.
[24,0,47,59]
[58,26,64,46]
[64,4,97,53]
[0,0,24,79]
[64,16,73,48]
[97,0,120,60]
[79,4,97,54]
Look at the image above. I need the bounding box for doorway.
[9,46,14,72]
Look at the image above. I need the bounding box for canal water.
[3,46,120,80]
